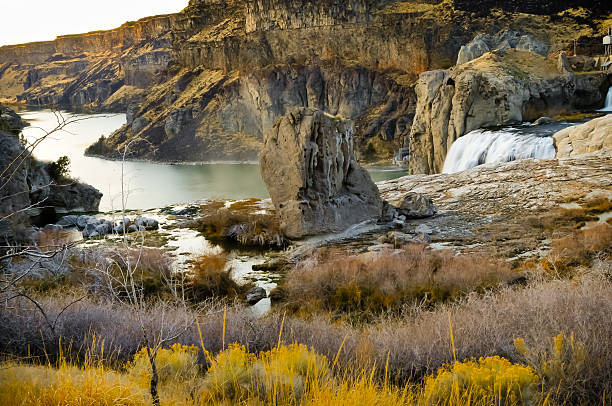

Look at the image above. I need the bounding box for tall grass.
[0,342,550,406]
[1,272,610,403]
[192,199,287,248]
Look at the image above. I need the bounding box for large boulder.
[259,107,383,239]
[553,115,612,158]
[391,192,438,219]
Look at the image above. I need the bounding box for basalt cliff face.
[0,106,102,240]
[1,0,611,162]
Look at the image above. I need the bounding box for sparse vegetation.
[186,253,250,302]
[192,199,287,249]
[277,244,517,319]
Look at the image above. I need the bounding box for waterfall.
[599,86,612,112]
[442,129,556,174]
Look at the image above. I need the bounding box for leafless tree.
[92,139,192,406]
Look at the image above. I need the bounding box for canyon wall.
[1,0,610,163]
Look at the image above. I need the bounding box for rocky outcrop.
[259,108,383,238]
[407,50,609,174]
[457,30,548,65]
[553,115,612,158]
[377,150,612,255]
[0,105,25,133]
[0,106,102,239]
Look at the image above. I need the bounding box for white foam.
[597,86,612,112]
[442,129,556,174]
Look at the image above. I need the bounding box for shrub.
[187,253,248,302]
[47,155,71,181]
[0,363,147,406]
[202,343,330,403]
[127,343,200,384]
[70,247,176,300]
[422,356,539,405]
[279,244,517,318]
[202,343,257,401]
[515,333,593,404]
[256,344,330,402]
[538,224,611,277]
[193,199,287,249]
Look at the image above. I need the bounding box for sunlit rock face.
[259,107,383,239]
[553,115,612,158]
[407,50,609,174]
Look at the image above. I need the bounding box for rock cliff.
[1,0,611,162]
[407,50,610,174]
[0,106,102,239]
[259,107,382,238]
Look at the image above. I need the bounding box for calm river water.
[20,110,408,211]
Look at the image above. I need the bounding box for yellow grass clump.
[422,356,540,406]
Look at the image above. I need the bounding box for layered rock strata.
[2,0,611,162]
[259,107,383,238]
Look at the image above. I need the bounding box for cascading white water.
[599,86,612,112]
[442,129,556,174]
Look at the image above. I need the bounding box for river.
[20,110,409,211]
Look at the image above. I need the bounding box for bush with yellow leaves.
[201,343,330,403]
[0,363,148,406]
[255,343,330,402]
[423,356,539,405]
[127,343,200,385]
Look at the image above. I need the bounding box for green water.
[20,110,408,211]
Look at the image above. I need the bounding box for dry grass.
[519,223,612,277]
[186,253,250,302]
[277,244,518,319]
[67,246,176,300]
[37,228,78,251]
[0,272,610,403]
[193,199,287,249]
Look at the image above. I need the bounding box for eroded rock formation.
[553,114,612,158]
[457,30,549,65]
[0,106,101,239]
[407,50,610,174]
[259,107,383,238]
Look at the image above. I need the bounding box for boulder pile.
[57,215,159,238]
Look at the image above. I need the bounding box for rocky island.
[0,1,611,405]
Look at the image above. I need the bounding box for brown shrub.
[67,246,175,300]
[0,275,610,403]
[194,199,286,249]
[539,224,612,277]
[37,229,78,251]
[278,244,517,319]
[186,253,249,302]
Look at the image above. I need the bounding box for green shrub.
[47,156,71,180]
